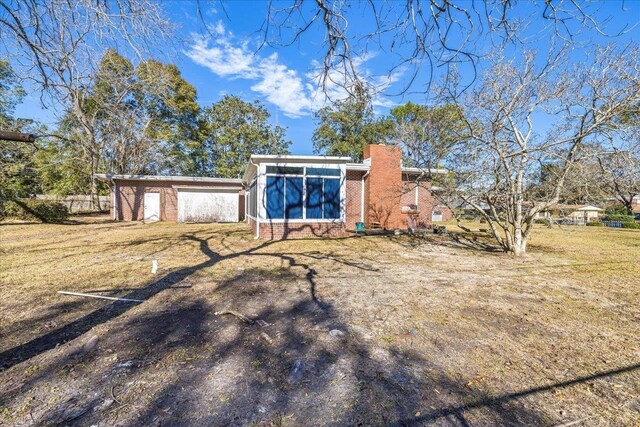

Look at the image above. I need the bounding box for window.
[306,178,323,219]
[266,166,303,175]
[265,166,342,220]
[266,176,284,219]
[248,180,258,218]
[285,177,303,219]
[306,167,340,177]
[323,178,340,219]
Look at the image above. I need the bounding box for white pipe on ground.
[58,291,143,303]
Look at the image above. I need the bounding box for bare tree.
[259,0,632,97]
[531,159,609,206]
[412,44,640,256]
[0,0,174,206]
[598,143,640,215]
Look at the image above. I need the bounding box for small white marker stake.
[151,259,158,275]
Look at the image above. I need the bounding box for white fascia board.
[250,154,352,164]
[173,185,242,192]
[401,167,449,174]
[94,174,242,185]
[346,163,370,171]
[343,165,449,174]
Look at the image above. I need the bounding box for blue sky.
[12,0,640,155]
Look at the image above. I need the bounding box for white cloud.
[250,53,312,117]
[185,24,402,118]
[186,34,256,78]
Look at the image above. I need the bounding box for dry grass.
[0,216,638,426]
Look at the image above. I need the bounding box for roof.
[549,204,603,211]
[94,174,242,185]
[345,165,448,174]
[401,166,449,175]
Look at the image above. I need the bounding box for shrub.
[602,214,634,222]
[586,221,604,227]
[604,205,628,216]
[621,222,640,229]
[3,199,69,223]
[534,218,550,225]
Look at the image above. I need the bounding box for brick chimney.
[363,144,404,229]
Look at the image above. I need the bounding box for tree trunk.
[512,232,527,256]
[90,155,99,210]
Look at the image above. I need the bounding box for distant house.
[535,204,603,223]
[633,195,640,213]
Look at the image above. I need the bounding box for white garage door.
[177,188,239,223]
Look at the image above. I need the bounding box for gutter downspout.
[247,159,260,239]
[361,170,370,224]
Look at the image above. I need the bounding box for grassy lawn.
[0,217,638,426]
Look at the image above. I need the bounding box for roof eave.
[345,163,370,171]
[401,167,449,175]
[249,154,353,164]
[242,162,258,185]
[94,174,242,185]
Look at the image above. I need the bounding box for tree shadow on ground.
[0,229,233,371]
[1,258,546,426]
[1,225,638,425]
[384,231,503,254]
[11,259,636,426]
[0,222,362,371]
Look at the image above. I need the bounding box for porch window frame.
[262,164,344,223]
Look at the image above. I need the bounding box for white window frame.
[258,162,346,223]
[245,178,258,221]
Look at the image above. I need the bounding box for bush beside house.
[3,199,69,223]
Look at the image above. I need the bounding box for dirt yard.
[0,217,638,426]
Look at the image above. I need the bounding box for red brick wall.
[114,180,243,222]
[258,222,346,239]
[345,170,364,229]
[399,179,452,227]
[363,144,404,229]
[115,180,178,221]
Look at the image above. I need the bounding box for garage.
[177,188,239,223]
[95,174,244,222]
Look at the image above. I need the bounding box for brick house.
[97,144,452,237]
[242,144,452,239]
